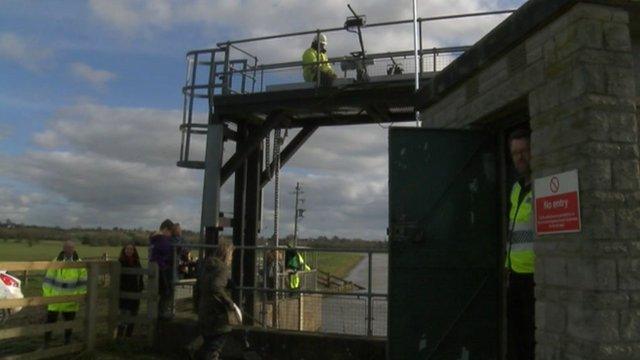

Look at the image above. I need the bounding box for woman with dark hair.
[193,243,235,360]
[118,243,143,338]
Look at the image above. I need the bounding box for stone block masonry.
[421,2,640,358]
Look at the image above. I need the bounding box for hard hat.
[315,33,327,46]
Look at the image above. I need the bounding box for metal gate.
[388,128,501,360]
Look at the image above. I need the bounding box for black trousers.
[158,268,174,318]
[44,311,76,345]
[197,333,227,360]
[507,272,535,360]
[117,307,139,337]
[312,71,336,87]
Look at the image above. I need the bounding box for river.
[320,254,388,336]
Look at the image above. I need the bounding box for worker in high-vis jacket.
[506,128,534,360]
[302,33,336,87]
[42,240,87,347]
[285,245,311,290]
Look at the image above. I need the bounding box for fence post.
[147,262,159,347]
[367,252,373,337]
[298,293,304,331]
[84,262,99,353]
[108,261,121,339]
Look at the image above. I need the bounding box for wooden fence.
[317,270,365,291]
[0,261,158,359]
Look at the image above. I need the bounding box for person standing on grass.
[193,243,235,360]
[117,243,143,338]
[149,219,174,319]
[42,240,87,348]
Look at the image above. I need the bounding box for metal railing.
[170,243,388,337]
[177,10,515,166]
[189,10,515,88]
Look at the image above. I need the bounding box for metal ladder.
[178,46,257,169]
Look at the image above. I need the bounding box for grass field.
[0,240,364,293]
[0,240,363,276]
[314,252,363,279]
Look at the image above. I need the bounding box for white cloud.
[88,0,524,63]
[2,103,204,230]
[7,103,393,238]
[33,130,60,148]
[0,0,528,237]
[0,187,47,224]
[69,62,116,88]
[0,32,53,71]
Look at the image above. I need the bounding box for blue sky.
[0,0,525,239]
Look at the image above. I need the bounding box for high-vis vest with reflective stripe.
[42,258,88,312]
[508,182,534,274]
[289,253,311,289]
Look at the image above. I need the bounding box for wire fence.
[171,244,388,338]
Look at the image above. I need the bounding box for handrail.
[184,46,470,76]
[0,294,86,308]
[215,10,515,47]
[175,242,388,254]
[0,260,107,271]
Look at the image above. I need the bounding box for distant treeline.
[0,222,387,249]
[0,224,198,247]
[259,234,387,250]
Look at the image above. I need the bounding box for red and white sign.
[534,170,581,235]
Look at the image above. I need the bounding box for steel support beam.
[286,113,414,128]
[243,126,261,325]
[221,111,287,185]
[232,122,248,306]
[261,125,318,188]
[201,114,224,256]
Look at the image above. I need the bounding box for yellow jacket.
[302,48,334,82]
[42,253,87,312]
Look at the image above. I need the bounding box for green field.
[314,252,363,278]
[0,240,363,281]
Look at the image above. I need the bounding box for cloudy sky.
[0,0,525,240]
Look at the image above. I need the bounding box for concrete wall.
[422,3,640,358]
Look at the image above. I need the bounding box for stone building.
[417,0,640,357]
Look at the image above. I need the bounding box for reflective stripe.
[511,230,533,245]
[43,277,86,289]
[508,182,535,274]
[42,257,88,312]
[290,274,300,289]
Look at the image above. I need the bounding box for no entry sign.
[534,170,581,235]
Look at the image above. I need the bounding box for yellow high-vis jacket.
[507,182,534,274]
[42,252,87,312]
[302,48,334,82]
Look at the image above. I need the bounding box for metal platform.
[174,8,515,348]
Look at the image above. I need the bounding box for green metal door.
[388,128,500,360]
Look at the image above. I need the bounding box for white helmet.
[314,33,327,46]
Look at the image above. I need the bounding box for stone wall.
[422,2,640,358]
[531,4,639,358]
